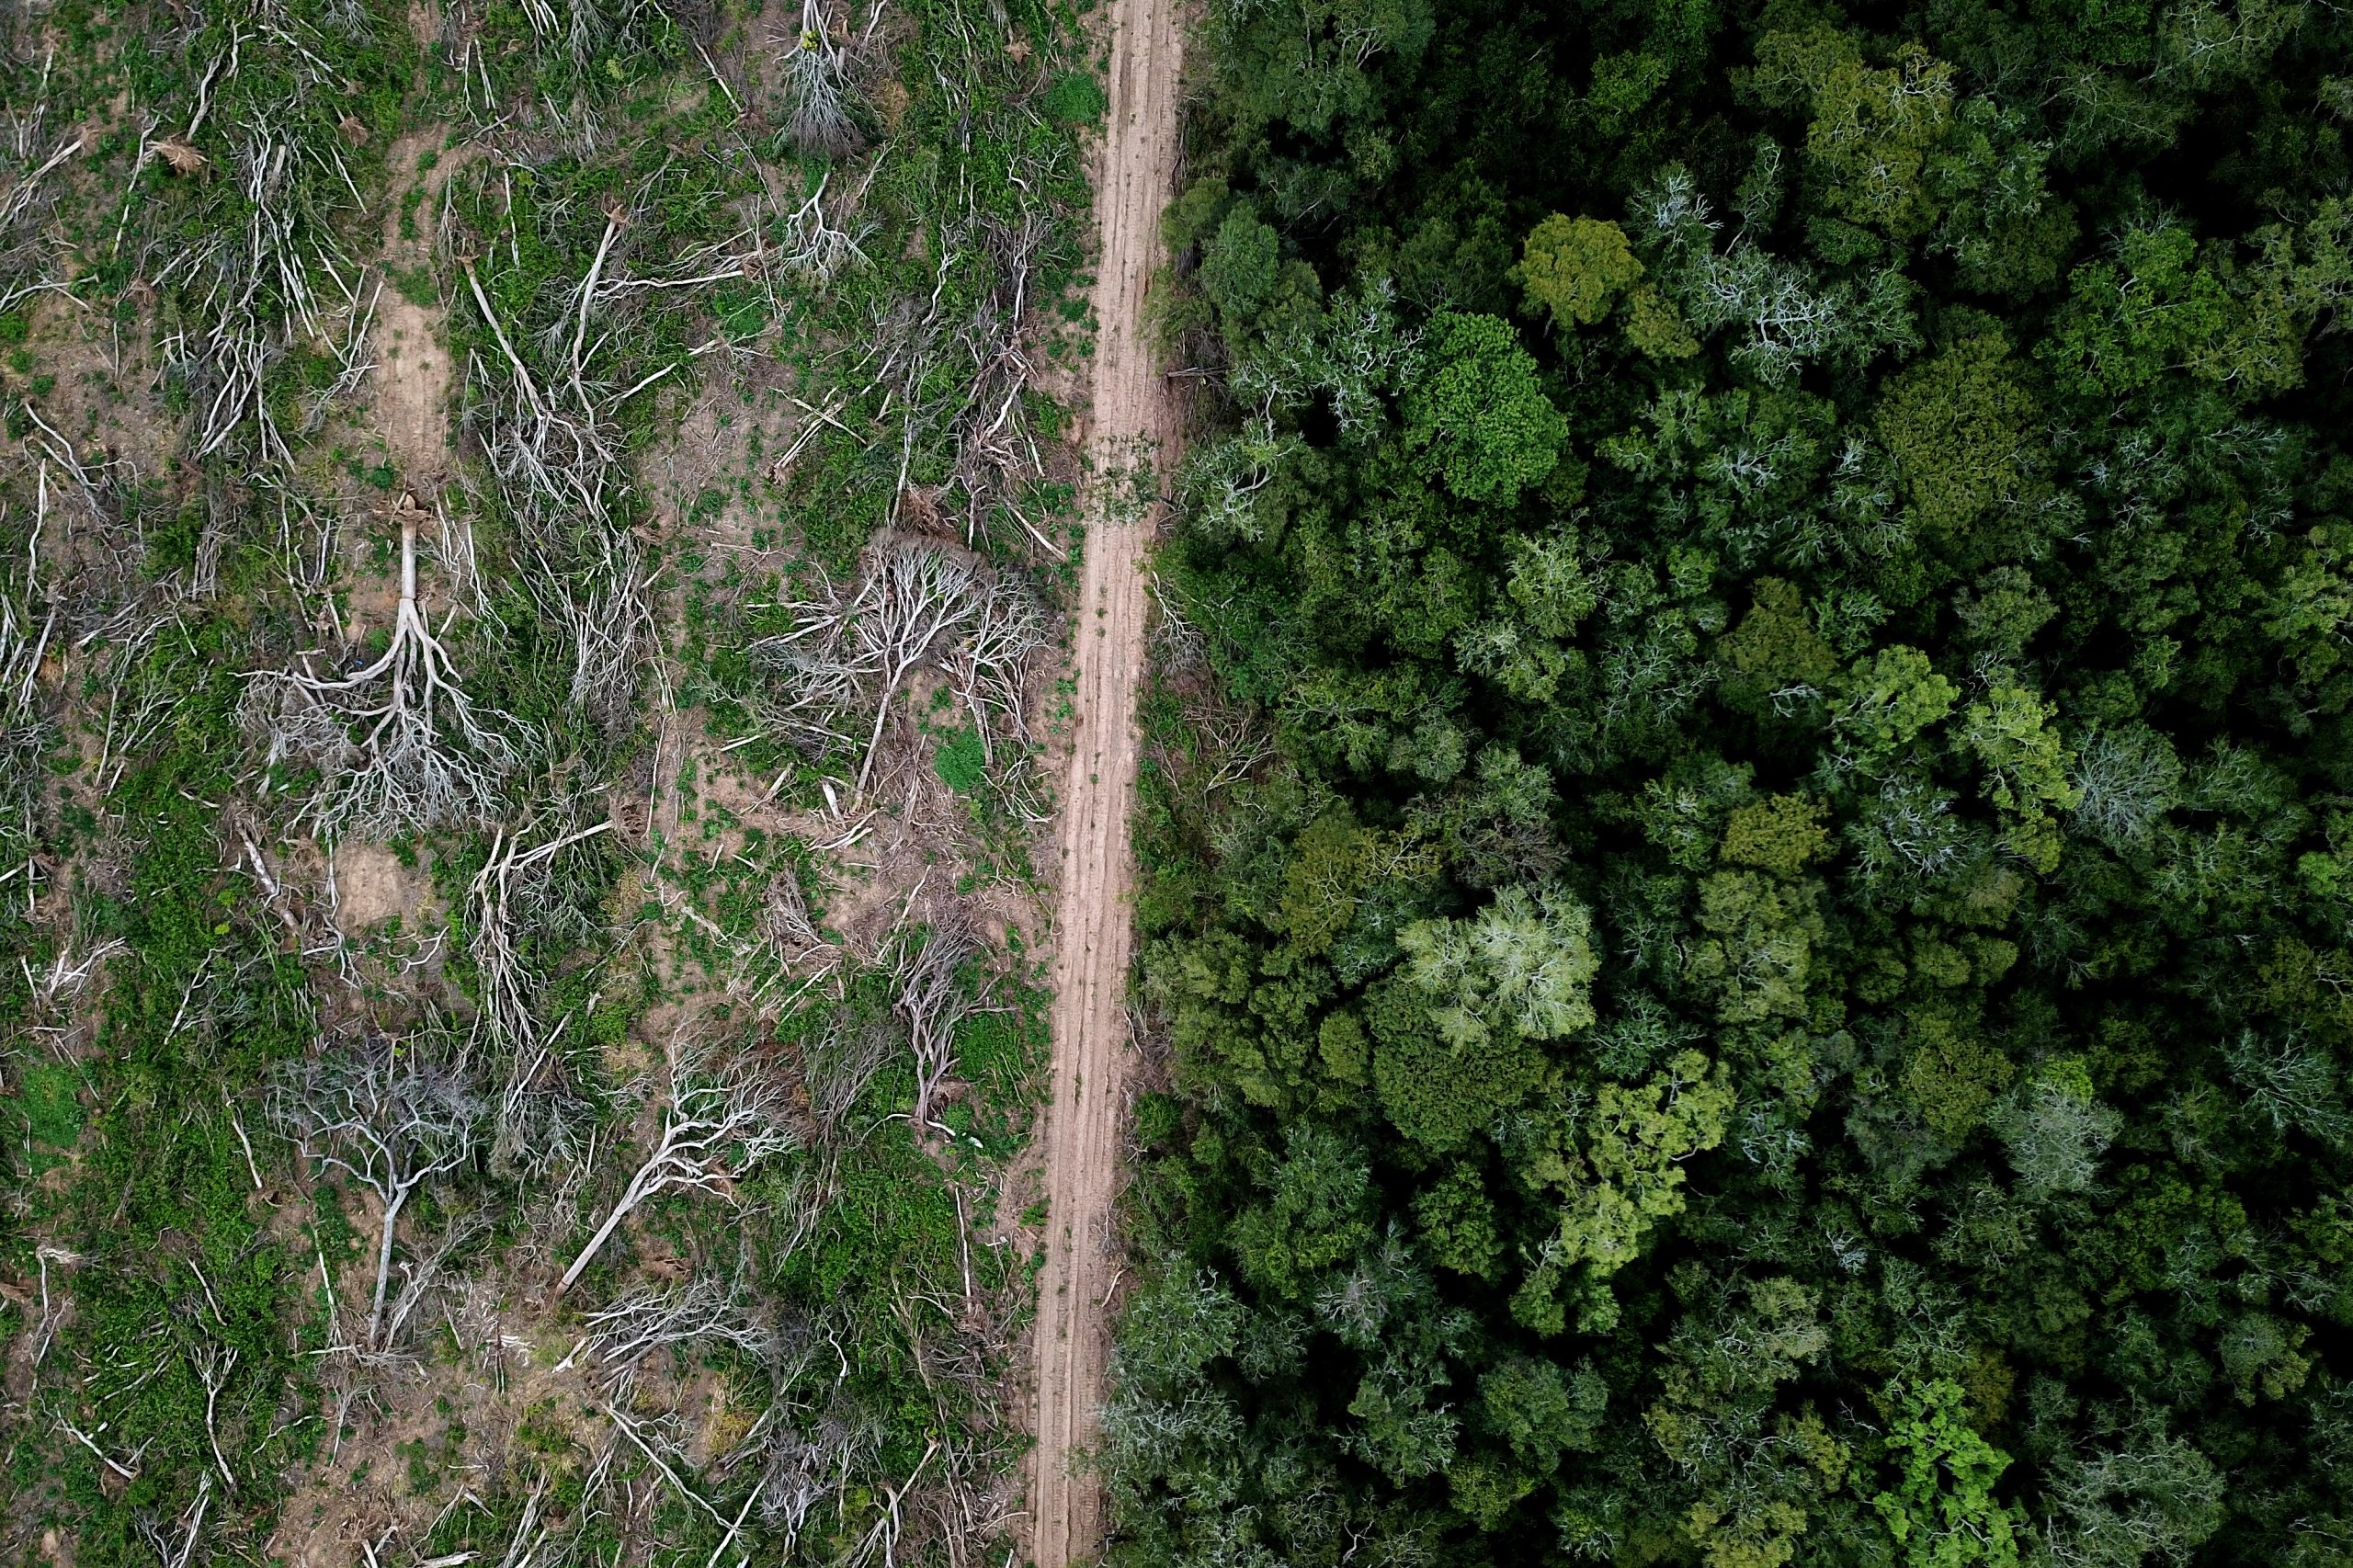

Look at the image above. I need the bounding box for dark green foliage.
[1042,68,1108,127]
[935,724,988,793]
[7,1062,83,1173]
[1404,312,1566,505]
[1110,0,2353,1562]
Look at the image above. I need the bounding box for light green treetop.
[1517,214,1645,328]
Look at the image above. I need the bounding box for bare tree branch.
[891,923,973,1131]
[557,1040,797,1295]
[239,513,519,837]
[268,1035,482,1348]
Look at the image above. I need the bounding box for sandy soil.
[371,290,451,487]
[331,841,428,932]
[369,129,459,489]
[1026,0,1187,1560]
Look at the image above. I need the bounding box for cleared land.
[1026,0,1186,1560]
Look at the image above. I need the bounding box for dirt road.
[1027,0,1185,1560]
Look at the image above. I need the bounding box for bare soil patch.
[1025,0,1188,1560]
[372,293,452,487]
[332,842,428,932]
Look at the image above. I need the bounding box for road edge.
[1024,0,1187,1559]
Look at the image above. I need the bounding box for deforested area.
[1111,2,2353,1566]
[0,1,1098,1563]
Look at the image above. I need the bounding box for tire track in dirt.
[1027,0,1185,1559]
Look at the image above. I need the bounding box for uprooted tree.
[752,540,1048,795]
[557,1039,800,1295]
[238,513,519,837]
[268,1033,483,1351]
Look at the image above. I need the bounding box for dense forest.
[1110,0,2353,1563]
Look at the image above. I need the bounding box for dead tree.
[773,168,870,284]
[466,814,612,1187]
[150,30,377,467]
[762,872,838,978]
[861,91,1069,561]
[299,267,381,436]
[846,546,987,795]
[239,514,518,837]
[574,1271,773,1378]
[749,576,866,756]
[784,0,858,156]
[0,508,55,902]
[843,1439,938,1568]
[17,408,173,654]
[752,543,1048,803]
[468,817,616,1056]
[753,543,1041,800]
[716,1388,886,1562]
[804,1017,897,1134]
[520,527,660,737]
[131,1472,211,1568]
[0,48,82,314]
[461,210,735,548]
[376,1209,494,1356]
[188,1342,240,1486]
[557,1041,799,1295]
[469,827,548,1059]
[891,926,974,1131]
[462,258,630,539]
[943,583,1049,767]
[938,210,1056,548]
[268,1036,483,1350]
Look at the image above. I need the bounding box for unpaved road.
[1027,0,1185,1559]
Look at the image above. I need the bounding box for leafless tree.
[857,71,1072,561]
[528,527,661,737]
[844,546,987,795]
[461,256,631,540]
[468,816,617,1057]
[15,406,176,655]
[557,1040,799,1294]
[500,1096,597,1229]
[772,169,871,284]
[945,580,1049,766]
[464,814,612,1191]
[936,210,1058,548]
[0,48,85,315]
[483,1472,553,1568]
[762,869,837,975]
[716,1386,886,1561]
[300,267,382,436]
[268,1035,483,1349]
[574,1270,775,1379]
[751,542,1044,798]
[892,924,974,1131]
[379,1208,495,1356]
[152,22,376,467]
[460,199,739,550]
[784,0,859,156]
[0,504,54,903]
[188,1341,240,1486]
[804,1017,897,1134]
[239,513,519,837]
[749,575,867,756]
[131,1471,211,1568]
[842,1439,938,1568]
[1197,704,1275,798]
[0,129,78,236]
